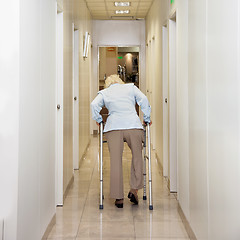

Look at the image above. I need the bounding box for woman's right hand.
[143,120,152,126]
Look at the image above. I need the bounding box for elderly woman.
[91,74,151,208]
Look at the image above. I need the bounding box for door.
[56,11,63,206]
[151,36,156,150]
[168,18,177,192]
[162,25,168,178]
[73,29,80,170]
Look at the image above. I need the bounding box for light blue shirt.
[91,83,151,133]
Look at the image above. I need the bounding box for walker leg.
[147,124,153,210]
[143,128,147,200]
[99,122,104,210]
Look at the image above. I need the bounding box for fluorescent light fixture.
[86,34,90,58]
[115,10,130,14]
[114,2,130,7]
[83,32,90,58]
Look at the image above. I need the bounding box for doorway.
[98,46,140,122]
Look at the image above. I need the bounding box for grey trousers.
[105,129,144,199]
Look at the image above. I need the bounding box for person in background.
[91,74,151,208]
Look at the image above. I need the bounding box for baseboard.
[178,204,197,240]
[41,214,56,240]
[155,151,196,239]
[155,152,171,191]
[0,219,4,240]
[42,140,91,239]
[93,130,98,135]
[63,175,74,202]
[42,138,92,239]
[155,152,163,172]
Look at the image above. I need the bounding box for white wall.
[0,1,20,239]
[146,0,240,239]
[188,1,208,238]
[17,0,56,239]
[175,0,190,221]
[74,1,92,170]
[145,0,169,170]
[62,0,92,193]
[0,1,56,239]
[0,0,92,239]
[91,20,146,133]
[205,1,240,239]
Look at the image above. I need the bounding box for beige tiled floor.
[46,136,190,240]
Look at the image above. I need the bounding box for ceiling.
[85,0,154,20]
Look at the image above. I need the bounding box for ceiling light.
[115,10,130,14]
[114,2,130,7]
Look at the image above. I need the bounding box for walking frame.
[99,122,153,210]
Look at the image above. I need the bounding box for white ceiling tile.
[138,2,152,7]
[136,9,147,13]
[91,13,108,16]
[90,6,106,11]
[137,7,148,11]
[91,10,108,13]
[87,2,105,7]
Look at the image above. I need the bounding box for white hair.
[105,74,124,88]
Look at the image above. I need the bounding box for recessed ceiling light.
[115,10,130,14]
[114,2,131,7]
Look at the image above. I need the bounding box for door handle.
[74,96,77,101]
[165,98,168,103]
[57,104,61,110]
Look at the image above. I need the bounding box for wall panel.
[146,0,240,239]
[18,0,56,239]
[0,0,20,239]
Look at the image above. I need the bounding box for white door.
[56,11,63,206]
[162,25,168,178]
[73,30,79,170]
[151,36,156,150]
[168,18,177,192]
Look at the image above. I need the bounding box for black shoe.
[128,191,138,205]
[115,199,123,208]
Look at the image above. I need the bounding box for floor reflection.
[46,136,189,240]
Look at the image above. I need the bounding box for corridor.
[45,136,189,239]
[2,0,240,239]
